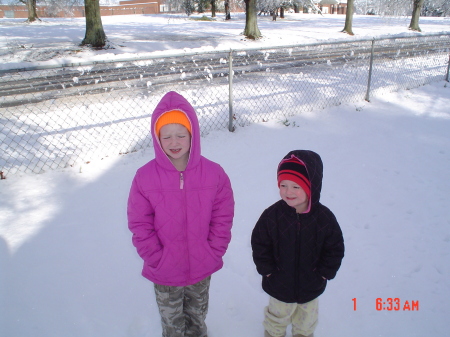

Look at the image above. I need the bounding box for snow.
[1,13,449,68]
[1,12,450,337]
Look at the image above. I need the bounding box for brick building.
[0,0,161,19]
[317,0,348,15]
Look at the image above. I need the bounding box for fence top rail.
[1,31,449,75]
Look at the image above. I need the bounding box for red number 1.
[352,298,357,311]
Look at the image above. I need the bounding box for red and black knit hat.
[277,156,311,197]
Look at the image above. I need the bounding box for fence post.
[446,53,450,82]
[365,38,375,102]
[228,49,234,132]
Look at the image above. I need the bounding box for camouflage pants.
[154,276,211,337]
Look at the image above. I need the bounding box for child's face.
[159,123,191,168]
[279,180,309,213]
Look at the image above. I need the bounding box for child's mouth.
[170,149,181,154]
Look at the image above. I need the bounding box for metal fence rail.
[1,33,449,177]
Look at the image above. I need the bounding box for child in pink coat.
[127,91,234,337]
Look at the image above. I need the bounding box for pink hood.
[151,91,201,171]
[128,91,234,286]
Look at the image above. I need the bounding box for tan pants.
[263,296,319,337]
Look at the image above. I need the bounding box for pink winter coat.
[127,91,234,286]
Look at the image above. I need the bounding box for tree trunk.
[243,0,261,39]
[409,0,425,32]
[26,0,39,22]
[280,7,285,19]
[341,0,354,35]
[307,0,323,15]
[225,0,231,20]
[198,0,204,13]
[211,0,216,17]
[81,0,107,48]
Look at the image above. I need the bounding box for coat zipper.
[180,171,189,280]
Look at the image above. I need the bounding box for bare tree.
[211,0,216,17]
[409,0,425,30]
[305,0,322,14]
[291,0,308,13]
[257,0,278,18]
[44,0,83,17]
[353,0,410,16]
[354,0,448,30]
[81,0,107,48]
[244,0,262,39]
[197,0,207,13]
[224,0,231,20]
[162,0,178,12]
[436,0,450,16]
[18,0,40,22]
[341,0,355,35]
[182,0,195,16]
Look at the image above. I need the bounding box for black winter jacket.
[251,150,344,304]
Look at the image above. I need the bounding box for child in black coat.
[251,150,345,337]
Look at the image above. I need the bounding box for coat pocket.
[189,242,222,276]
[304,270,327,291]
[149,246,167,272]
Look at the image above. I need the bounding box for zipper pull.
[180,172,184,189]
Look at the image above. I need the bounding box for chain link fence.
[1,33,449,177]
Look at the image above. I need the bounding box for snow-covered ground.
[1,13,450,337]
[1,12,449,69]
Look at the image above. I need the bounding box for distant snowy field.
[1,12,449,69]
[1,12,450,337]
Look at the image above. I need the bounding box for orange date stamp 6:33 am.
[352,298,420,311]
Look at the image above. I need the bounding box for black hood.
[279,150,323,209]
